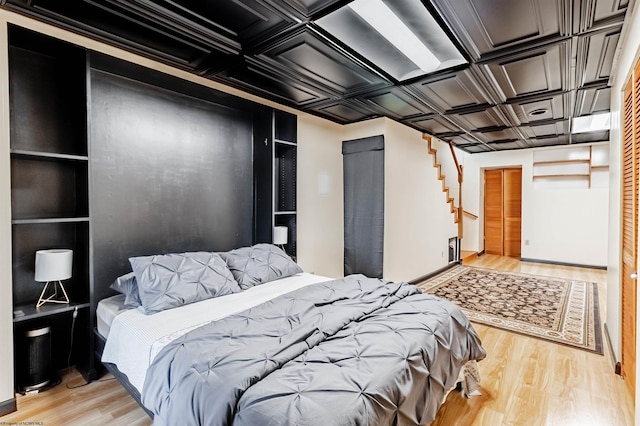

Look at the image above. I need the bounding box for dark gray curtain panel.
[343,135,384,278]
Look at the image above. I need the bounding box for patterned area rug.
[417,266,603,355]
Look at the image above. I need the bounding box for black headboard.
[88,54,255,305]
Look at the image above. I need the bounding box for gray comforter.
[142,275,486,425]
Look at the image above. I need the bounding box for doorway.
[484,168,522,258]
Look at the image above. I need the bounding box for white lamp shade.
[273,226,288,245]
[35,249,73,282]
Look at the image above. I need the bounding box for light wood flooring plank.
[1,370,151,425]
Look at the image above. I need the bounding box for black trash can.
[17,326,52,393]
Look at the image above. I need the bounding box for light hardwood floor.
[1,255,633,425]
[433,254,634,426]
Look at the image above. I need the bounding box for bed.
[96,244,486,425]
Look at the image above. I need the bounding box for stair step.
[461,250,478,263]
[426,135,458,225]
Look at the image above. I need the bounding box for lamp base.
[36,280,70,308]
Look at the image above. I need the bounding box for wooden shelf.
[12,217,90,225]
[13,302,90,323]
[532,146,610,188]
[11,149,88,162]
[533,174,590,179]
[533,159,590,166]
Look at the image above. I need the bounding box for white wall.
[342,117,387,140]
[607,1,640,418]
[382,120,457,282]
[342,118,457,282]
[299,115,460,283]
[296,114,344,278]
[0,16,14,409]
[460,145,609,268]
[528,188,608,265]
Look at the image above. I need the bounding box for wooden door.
[484,170,504,255]
[484,168,522,258]
[504,169,522,258]
[621,61,639,399]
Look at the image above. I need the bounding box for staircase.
[424,134,480,261]
[423,134,462,228]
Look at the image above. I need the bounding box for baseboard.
[0,396,16,416]
[409,262,459,285]
[520,258,607,270]
[604,323,622,375]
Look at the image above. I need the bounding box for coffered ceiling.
[0,0,632,152]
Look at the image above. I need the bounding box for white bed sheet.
[96,294,128,338]
[101,272,332,393]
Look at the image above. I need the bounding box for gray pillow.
[219,243,303,290]
[109,272,142,308]
[129,252,241,314]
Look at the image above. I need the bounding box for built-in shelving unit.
[6,24,300,393]
[8,25,94,385]
[532,145,609,189]
[273,110,297,258]
[253,108,297,257]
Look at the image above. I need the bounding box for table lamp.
[273,226,288,252]
[34,249,73,308]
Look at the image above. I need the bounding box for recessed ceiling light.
[316,0,466,81]
[347,0,440,73]
[572,113,611,134]
[528,108,548,117]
